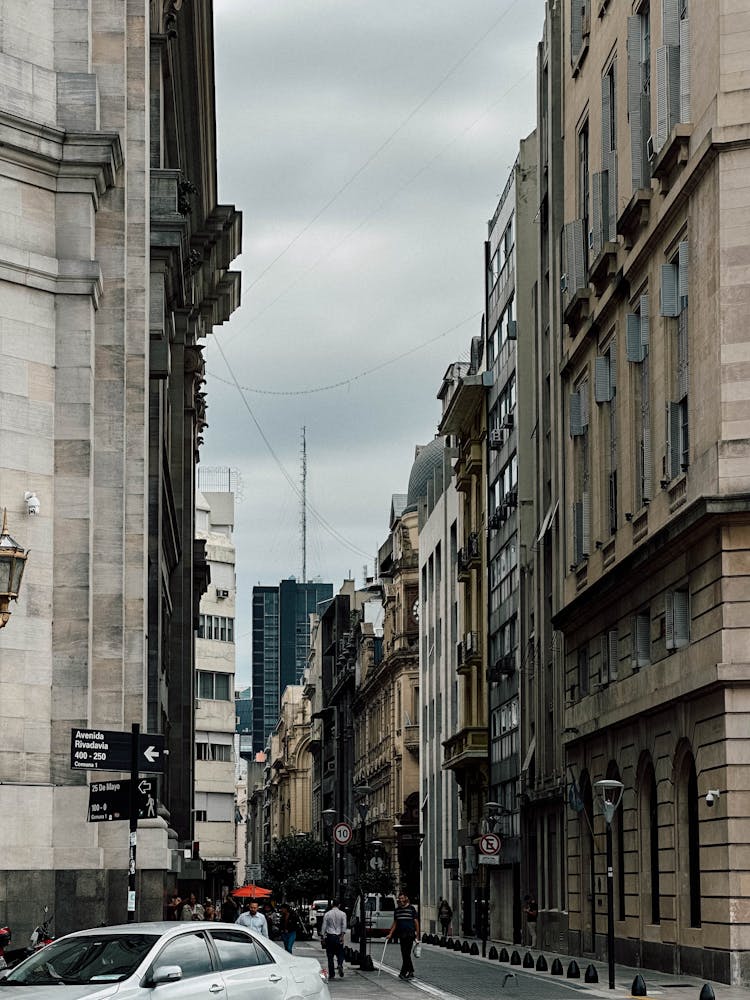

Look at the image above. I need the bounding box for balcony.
[651,124,692,195]
[403,724,420,754]
[617,188,652,250]
[443,727,488,772]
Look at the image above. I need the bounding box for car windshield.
[3,935,159,985]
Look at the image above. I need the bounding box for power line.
[208,309,480,396]
[212,336,374,562]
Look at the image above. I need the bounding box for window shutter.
[609,341,618,389]
[661,262,679,316]
[570,390,583,436]
[564,221,587,297]
[608,629,619,679]
[642,424,653,500]
[637,611,650,666]
[580,380,590,427]
[667,400,682,479]
[677,313,689,399]
[663,0,680,47]
[600,633,610,684]
[582,490,591,556]
[678,240,689,302]
[665,589,675,649]
[571,0,583,62]
[595,355,612,402]
[627,313,645,362]
[640,292,650,347]
[607,150,618,241]
[627,17,645,190]
[674,589,690,645]
[655,46,680,152]
[679,17,691,121]
[592,171,603,259]
[573,501,583,563]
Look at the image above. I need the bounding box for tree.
[263,833,331,901]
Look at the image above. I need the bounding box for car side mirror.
[150,966,183,986]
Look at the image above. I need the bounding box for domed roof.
[406,437,445,510]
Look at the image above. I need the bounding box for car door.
[209,929,286,1000]
[146,931,224,1000]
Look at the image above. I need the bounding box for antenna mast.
[300,427,307,583]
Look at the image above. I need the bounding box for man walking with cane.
[386,891,420,981]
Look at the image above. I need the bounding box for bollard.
[454,939,463,951]
[470,942,480,955]
[510,949,522,965]
[440,936,447,947]
[631,974,648,996]
[699,985,715,1000]
[422,932,428,944]
[536,955,548,972]
[489,946,499,961]
[567,960,580,979]
[499,947,510,962]
[585,964,598,983]
[461,940,471,954]
[523,952,535,968]
[446,938,454,949]
[361,955,374,972]
[551,958,564,976]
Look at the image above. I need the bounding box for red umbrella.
[232,885,272,898]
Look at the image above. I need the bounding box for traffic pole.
[127,723,139,922]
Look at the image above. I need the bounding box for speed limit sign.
[333,822,353,846]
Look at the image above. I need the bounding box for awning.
[536,501,559,543]
[521,736,536,774]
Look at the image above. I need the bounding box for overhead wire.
[212,336,374,562]
[240,0,526,302]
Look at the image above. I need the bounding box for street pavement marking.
[375,961,465,1000]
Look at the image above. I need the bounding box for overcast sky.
[204,0,546,684]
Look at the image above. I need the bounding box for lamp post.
[322,808,336,908]
[594,779,624,990]
[354,784,373,971]
[0,509,28,628]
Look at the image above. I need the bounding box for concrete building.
[484,136,538,946]
[251,579,332,754]
[437,343,491,936]
[416,439,461,934]
[0,0,240,934]
[555,0,750,984]
[194,488,237,898]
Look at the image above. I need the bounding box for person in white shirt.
[320,900,347,979]
[236,900,269,937]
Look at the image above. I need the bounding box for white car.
[0,921,330,1000]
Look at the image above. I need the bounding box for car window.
[251,941,275,967]
[381,899,396,911]
[210,932,265,971]
[153,933,213,979]
[4,935,159,985]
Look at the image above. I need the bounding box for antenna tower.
[300,427,307,583]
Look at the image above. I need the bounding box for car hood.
[0,984,121,1000]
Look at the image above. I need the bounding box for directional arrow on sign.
[143,746,159,764]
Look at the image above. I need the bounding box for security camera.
[24,492,40,516]
[706,789,720,807]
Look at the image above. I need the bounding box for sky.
[204,0,546,684]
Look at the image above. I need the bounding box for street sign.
[70,728,165,772]
[333,822,353,846]
[246,864,262,880]
[369,855,385,871]
[87,779,157,822]
[479,854,501,866]
[479,833,502,856]
[443,857,459,869]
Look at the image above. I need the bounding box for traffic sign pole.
[127,723,138,922]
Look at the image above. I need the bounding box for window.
[211,931,273,969]
[665,588,690,649]
[570,379,590,563]
[196,742,233,762]
[593,60,617,255]
[662,241,690,480]
[627,6,652,191]
[578,120,590,272]
[600,628,619,683]
[197,671,231,701]
[595,339,618,535]
[198,614,235,642]
[631,609,650,668]
[154,933,213,979]
[627,293,651,505]
[490,698,519,763]
[578,645,589,697]
[571,0,591,65]
[654,0,690,152]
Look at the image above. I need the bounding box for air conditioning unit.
[216,589,229,599]
[488,507,503,530]
[504,489,518,508]
[501,413,514,430]
[489,428,503,449]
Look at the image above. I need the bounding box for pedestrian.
[220,893,238,923]
[279,903,301,953]
[180,892,204,920]
[386,891,420,981]
[236,900,269,937]
[204,900,216,921]
[166,891,182,920]
[320,898,347,980]
[523,894,538,948]
[437,897,452,937]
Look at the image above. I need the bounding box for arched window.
[579,771,596,953]
[675,744,701,929]
[638,757,660,925]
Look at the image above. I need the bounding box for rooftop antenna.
[300,427,307,583]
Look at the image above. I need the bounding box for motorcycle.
[29,909,54,953]
[0,925,11,970]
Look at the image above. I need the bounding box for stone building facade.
[0,0,240,934]
[267,685,312,841]
[555,0,750,983]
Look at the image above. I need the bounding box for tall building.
[554,0,750,984]
[195,488,237,899]
[0,0,240,934]
[251,579,333,753]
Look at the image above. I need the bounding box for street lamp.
[594,779,624,990]
[322,808,336,908]
[354,784,374,971]
[0,509,28,628]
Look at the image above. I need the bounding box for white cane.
[377,937,389,977]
